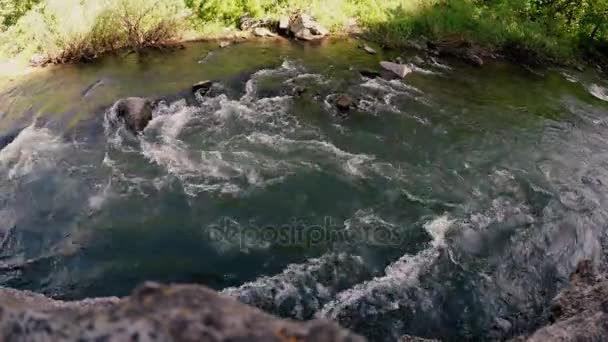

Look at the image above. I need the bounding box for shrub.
[0,0,189,62]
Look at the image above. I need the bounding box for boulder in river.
[359,69,382,79]
[336,94,355,112]
[0,282,365,342]
[380,61,412,78]
[290,13,329,41]
[192,80,214,95]
[114,97,153,133]
[0,127,24,151]
[219,41,231,48]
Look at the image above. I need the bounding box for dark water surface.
[1,38,608,341]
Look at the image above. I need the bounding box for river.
[0,38,607,341]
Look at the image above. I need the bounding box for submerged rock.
[0,282,365,342]
[114,97,153,133]
[290,14,328,41]
[380,61,412,78]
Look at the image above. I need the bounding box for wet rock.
[292,86,308,96]
[0,282,365,342]
[290,13,329,41]
[192,80,214,95]
[81,79,105,98]
[336,94,355,112]
[197,51,214,64]
[0,128,24,151]
[359,69,382,79]
[380,61,412,78]
[361,44,377,55]
[113,97,153,133]
[219,41,231,48]
[253,27,277,38]
[411,56,425,65]
[466,52,484,67]
[513,260,608,341]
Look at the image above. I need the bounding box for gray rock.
[336,94,355,112]
[253,27,277,37]
[114,97,153,133]
[279,16,290,31]
[290,14,328,41]
[359,69,382,79]
[411,56,425,65]
[380,61,412,78]
[219,41,231,48]
[0,282,366,342]
[192,80,214,95]
[0,127,24,151]
[239,15,262,31]
[514,260,608,341]
[362,44,377,55]
[28,54,47,67]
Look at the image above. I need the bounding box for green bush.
[0,0,189,62]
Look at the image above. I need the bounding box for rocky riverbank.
[0,282,363,342]
[2,260,607,341]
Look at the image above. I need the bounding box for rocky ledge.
[513,260,608,341]
[2,260,608,341]
[0,282,364,342]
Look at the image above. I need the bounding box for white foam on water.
[588,84,608,102]
[0,124,66,179]
[319,214,453,319]
[88,180,113,211]
[244,132,375,178]
[223,253,372,320]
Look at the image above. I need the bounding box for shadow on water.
[0,38,608,341]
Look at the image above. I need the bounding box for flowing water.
[1,38,608,341]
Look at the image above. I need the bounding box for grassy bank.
[0,0,607,68]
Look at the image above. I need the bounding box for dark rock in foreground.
[513,260,608,341]
[0,127,24,151]
[0,282,365,342]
